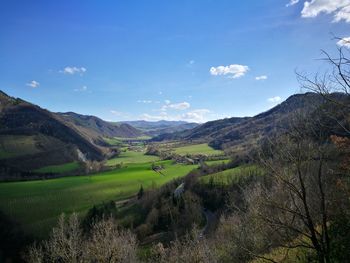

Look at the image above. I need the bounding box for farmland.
[0,160,197,238]
[173,143,223,156]
[103,136,151,146]
[200,165,261,185]
[106,150,159,166]
[33,161,80,174]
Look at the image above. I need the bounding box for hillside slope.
[120,120,198,137]
[152,93,349,154]
[0,91,128,173]
[58,112,143,139]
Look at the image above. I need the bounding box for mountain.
[119,120,199,137]
[152,93,349,154]
[0,91,140,173]
[58,112,142,139]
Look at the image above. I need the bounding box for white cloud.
[301,0,350,23]
[161,101,190,111]
[74,85,88,92]
[139,108,210,123]
[255,75,268,80]
[337,37,350,47]
[26,80,40,88]
[286,0,300,7]
[267,96,282,103]
[181,109,210,123]
[139,112,168,121]
[110,110,132,120]
[110,110,122,116]
[168,102,190,110]
[137,100,152,103]
[210,64,249,78]
[60,66,87,75]
[334,5,350,22]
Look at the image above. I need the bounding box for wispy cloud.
[187,60,195,67]
[210,64,249,79]
[140,108,211,123]
[110,110,123,116]
[74,85,88,92]
[181,109,210,123]
[300,0,350,23]
[286,0,299,7]
[26,80,40,88]
[255,75,268,80]
[161,101,190,111]
[110,110,132,120]
[60,66,87,75]
[267,96,282,103]
[337,36,350,48]
[137,100,153,104]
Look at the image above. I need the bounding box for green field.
[103,136,151,146]
[0,135,40,159]
[106,150,159,166]
[0,161,196,237]
[205,159,231,166]
[33,162,80,174]
[201,165,260,185]
[173,143,223,156]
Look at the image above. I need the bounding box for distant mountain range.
[58,112,142,139]
[118,120,199,137]
[152,92,349,154]
[1,90,348,175]
[0,91,198,173]
[0,91,141,172]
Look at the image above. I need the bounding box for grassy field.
[103,136,151,146]
[205,159,231,166]
[106,150,159,166]
[201,165,261,185]
[173,143,223,156]
[0,135,40,159]
[0,160,196,238]
[33,162,80,174]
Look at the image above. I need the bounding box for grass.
[103,136,151,146]
[114,136,152,141]
[106,151,159,166]
[205,159,231,166]
[173,143,223,156]
[33,162,80,174]
[201,165,261,185]
[0,135,40,159]
[0,160,196,238]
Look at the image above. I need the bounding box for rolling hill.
[152,93,349,154]
[119,120,198,137]
[0,91,141,175]
[58,112,143,139]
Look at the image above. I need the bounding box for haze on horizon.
[0,0,349,123]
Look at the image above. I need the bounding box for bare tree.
[24,214,138,263]
[255,114,344,263]
[149,227,217,263]
[85,218,137,263]
[297,39,350,135]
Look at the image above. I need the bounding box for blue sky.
[0,0,349,122]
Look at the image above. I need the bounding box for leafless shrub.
[24,214,138,263]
